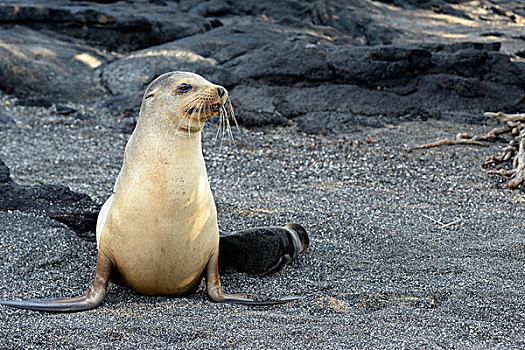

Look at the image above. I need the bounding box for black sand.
[1,98,524,348]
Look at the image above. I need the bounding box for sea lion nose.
[217,87,225,97]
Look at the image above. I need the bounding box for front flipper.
[205,249,299,306]
[0,249,113,313]
[260,254,293,276]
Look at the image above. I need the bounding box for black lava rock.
[0,158,99,239]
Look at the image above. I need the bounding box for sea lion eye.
[176,83,193,94]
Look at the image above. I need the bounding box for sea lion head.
[140,71,230,133]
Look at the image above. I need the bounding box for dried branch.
[483,141,519,167]
[477,126,513,141]
[416,136,484,149]
[415,125,511,150]
[417,111,525,189]
[484,112,525,122]
[509,139,525,189]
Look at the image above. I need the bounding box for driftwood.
[417,112,525,190]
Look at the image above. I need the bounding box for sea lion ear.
[145,89,156,100]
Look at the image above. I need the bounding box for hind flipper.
[205,249,299,306]
[0,249,113,313]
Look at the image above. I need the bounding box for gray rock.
[98,19,349,116]
[228,84,288,127]
[0,26,109,105]
[232,111,288,127]
[225,39,334,83]
[327,45,433,86]
[188,0,233,17]
[101,37,525,130]
[210,0,396,44]
[0,0,523,132]
[0,0,215,52]
[309,0,398,44]
[222,40,522,132]
[158,20,351,64]
[100,43,238,115]
[101,46,236,96]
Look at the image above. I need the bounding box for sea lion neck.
[129,120,201,161]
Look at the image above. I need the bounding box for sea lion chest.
[100,132,219,296]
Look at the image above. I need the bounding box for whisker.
[224,105,236,146]
[220,106,227,144]
[197,101,201,134]
[187,107,192,139]
[177,98,199,135]
[190,100,205,139]
[200,99,206,119]
[181,96,201,112]
[175,110,188,135]
[218,102,236,146]
[220,105,226,147]
[214,107,223,142]
[227,98,240,133]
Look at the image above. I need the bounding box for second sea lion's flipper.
[205,249,299,306]
[260,254,293,276]
[0,249,113,313]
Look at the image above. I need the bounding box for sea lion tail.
[0,249,113,313]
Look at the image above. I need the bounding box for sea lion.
[0,71,297,312]
[219,223,309,275]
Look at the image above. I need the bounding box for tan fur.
[97,72,226,296]
[0,71,292,312]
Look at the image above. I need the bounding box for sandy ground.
[1,97,525,349]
